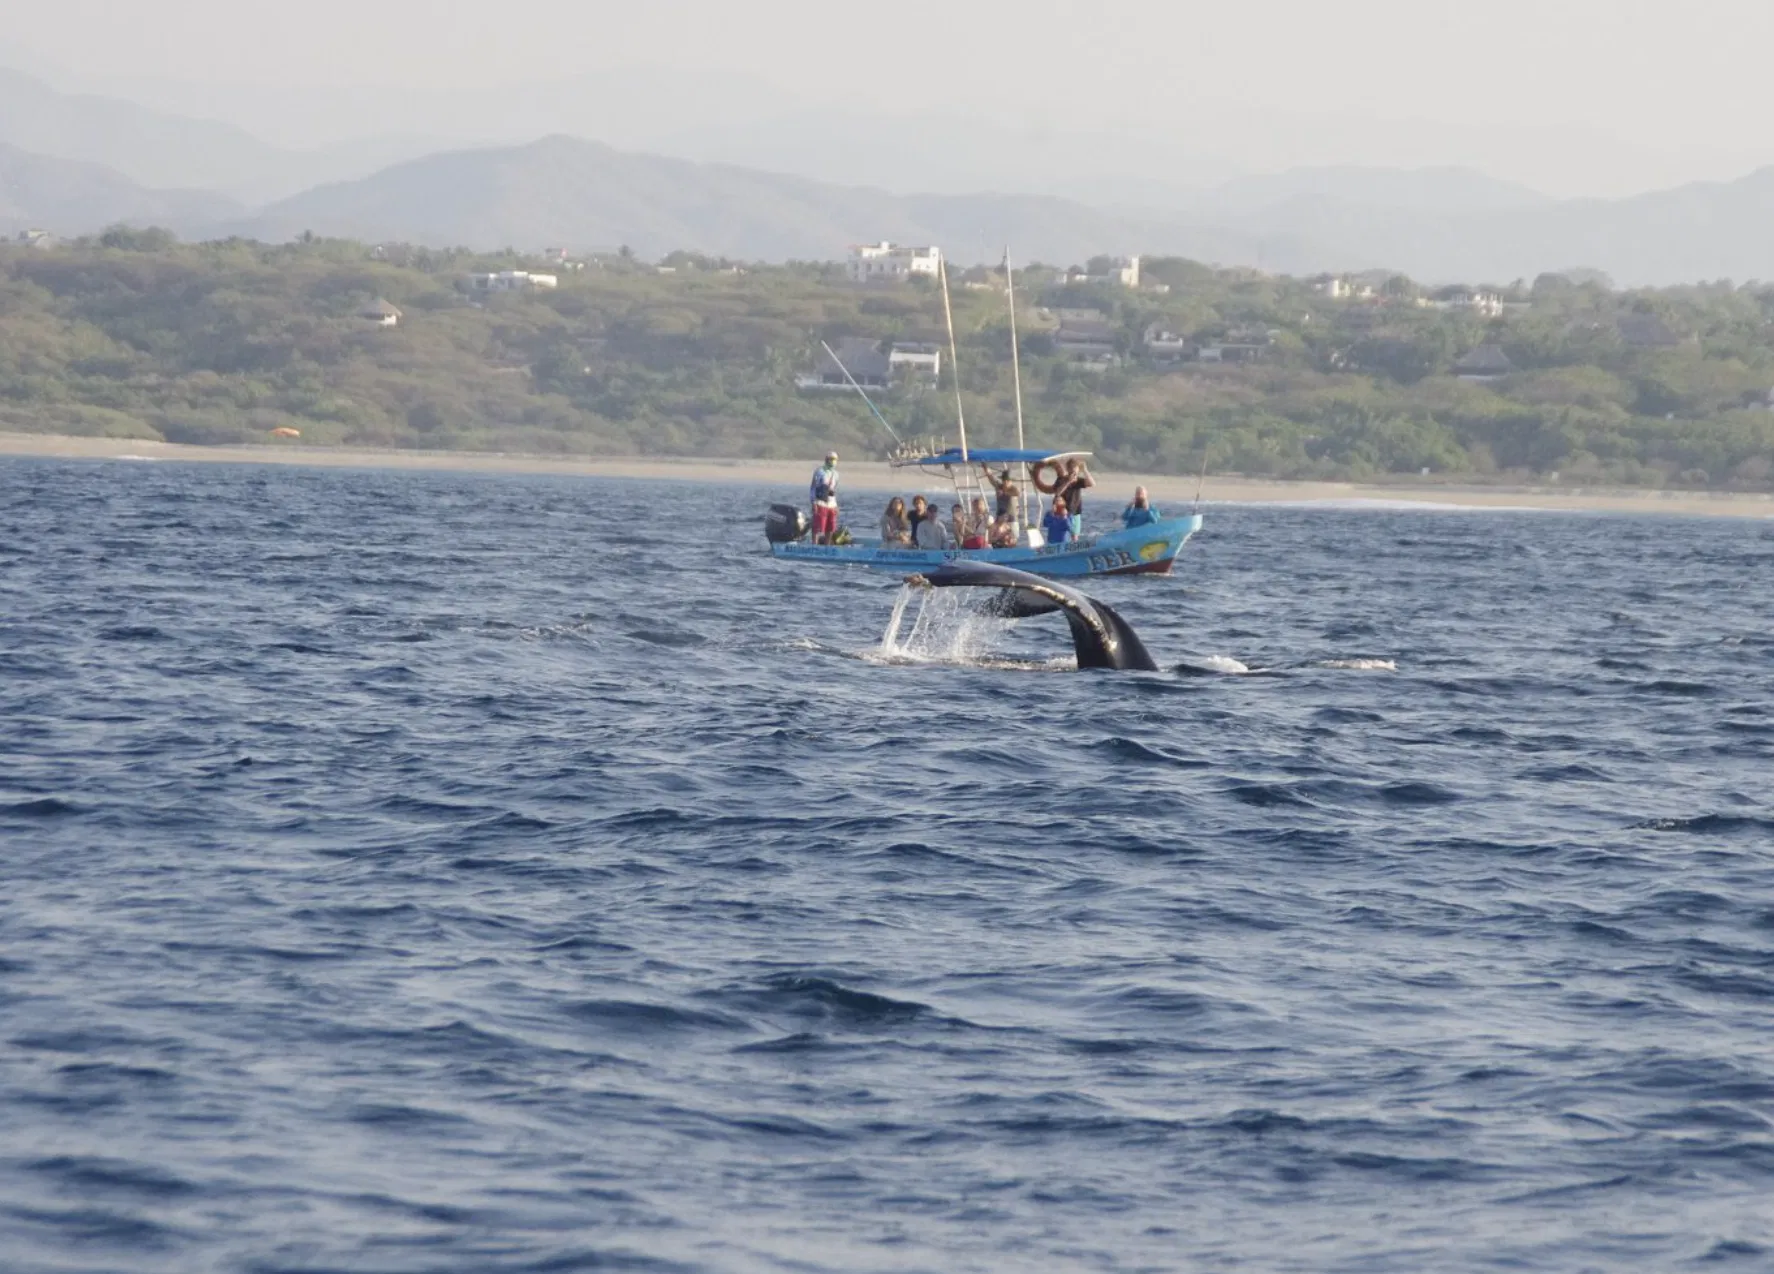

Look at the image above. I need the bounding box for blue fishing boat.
[767,446,1203,578]
[764,253,1204,580]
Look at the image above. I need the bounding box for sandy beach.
[4,432,1771,518]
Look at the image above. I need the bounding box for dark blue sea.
[3,457,1773,1274]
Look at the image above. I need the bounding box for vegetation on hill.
[4,231,1774,489]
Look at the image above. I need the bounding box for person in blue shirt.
[1121,486,1160,528]
[1041,495,1073,545]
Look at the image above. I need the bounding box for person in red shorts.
[809,451,841,544]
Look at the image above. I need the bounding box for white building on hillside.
[1064,256,1141,288]
[1102,255,1140,288]
[4,229,56,251]
[1421,287,1503,317]
[470,271,560,292]
[888,341,941,381]
[847,242,942,282]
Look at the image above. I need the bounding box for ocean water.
[2,458,1772,1274]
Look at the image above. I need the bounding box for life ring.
[1031,461,1065,494]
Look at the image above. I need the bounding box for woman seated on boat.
[989,516,1019,548]
[915,501,952,549]
[879,497,912,545]
[1041,495,1073,546]
[1121,486,1160,528]
[908,494,931,537]
[948,503,968,546]
[961,496,992,549]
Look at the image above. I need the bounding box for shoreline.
[4,432,1772,518]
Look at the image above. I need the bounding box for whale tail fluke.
[917,561,1159,672]
[1084,598,1157,673]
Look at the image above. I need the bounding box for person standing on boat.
[1058,459,1094,534]
[809,452,840,545]
[1122,487,1160,528]
[1041,495,1073,546]
[983,466,1018,522]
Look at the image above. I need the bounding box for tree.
[99,225,178,252]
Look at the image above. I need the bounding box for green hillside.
[4,231,1774,488]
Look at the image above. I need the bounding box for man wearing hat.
[809,451,841,545]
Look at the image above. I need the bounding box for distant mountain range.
[0,144,240,235]
[0,67,439,202]
[8,61,1774,285]
[228,140,1774,285]
[231,136,1274,266]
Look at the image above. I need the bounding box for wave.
[1630,814,1774,836]
[562,998,750,1034]
[1,797,80,818]
[715,974,941,1028]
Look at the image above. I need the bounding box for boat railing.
[886,437,946,466]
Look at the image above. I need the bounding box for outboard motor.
[764,503,809,544]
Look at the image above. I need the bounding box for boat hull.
[770,515,1203,579]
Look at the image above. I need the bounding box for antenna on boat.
[1004,247,1030,531]
[820,340,903,446]
[1193,445,1209,513]
[939,257,969,461]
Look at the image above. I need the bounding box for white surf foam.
[1186,655,1253,675]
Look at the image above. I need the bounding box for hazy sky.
[6,0,1772,194]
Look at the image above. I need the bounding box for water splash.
[877,587,1024,665]
[879,586,915,655]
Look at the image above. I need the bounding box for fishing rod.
[820,340,903,446]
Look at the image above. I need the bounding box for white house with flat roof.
[847,242,942,283]
[888,340,941,380]
[469,271,559,292]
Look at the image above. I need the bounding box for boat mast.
[939,257,969,462]
[1005,248,1027,454]
[1004,247,1029,531]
